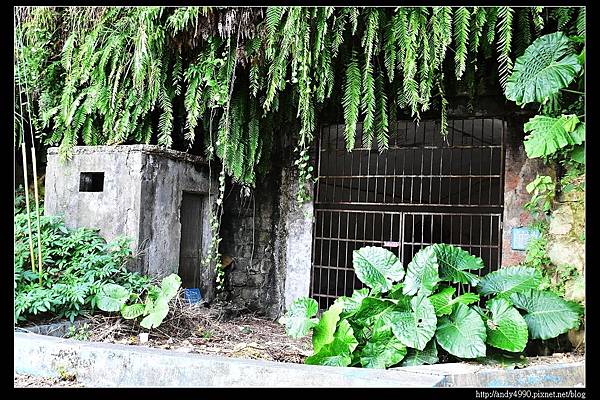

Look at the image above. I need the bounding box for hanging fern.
[453,7,471,80]
[496,6,515,91]
[15,6,580,194]
[342,51,361,151]
[374,73,389,151]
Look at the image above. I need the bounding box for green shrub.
[14,206,152,323]
[281,245,583,368]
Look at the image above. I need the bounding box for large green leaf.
[403,246,440,296]
[159,273,181,300]
[478,266,542,298]
[484,297,529,352]
[384,295,437,350]
[571,144,585,164]
[524,115,584,159]
[510,289,583,340]
[279,297,319,338]
[432,244,484,286]
[436,303,487,359]
[429,287,480,317]
[359,330,407,369]
[312,302,343,353]
[353,297,396,327]
[336,288,369,318]
[505,32,582,105]
[401,340,439,367]
[429,287,456,316]
[140,299,170,329]
[305,320,358,367]
[121,303,145,320]
[96,283,130,312]
[353,246,404,292]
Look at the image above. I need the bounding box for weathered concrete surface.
[14,333,444,387]
[279,166,314,311]
[45,145,218,301]
[406,362,585,387]
[398,362,585,387]
[220,164,314,318]
[19,319,91,338]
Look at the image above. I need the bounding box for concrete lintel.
[13,333,444,388]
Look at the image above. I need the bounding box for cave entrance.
[311,117,506,309]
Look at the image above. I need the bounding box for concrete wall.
[279,167,314,311]
[44,145,217,300]
[45,146,144,253]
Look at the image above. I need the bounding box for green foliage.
[16,6,579,193]
[352,246,405,293]
[524,175,555,215]
[95,274,181,329]
[510,289,582,340]
[506,32,581,106]
[14,207,151,323]
[523,115,584,159]
[478,266,542,298]
[281,244,584,368]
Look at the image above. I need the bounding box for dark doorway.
[178,192,204,288]
[311,117,506,309]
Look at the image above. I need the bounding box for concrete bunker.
[44,145,218,301]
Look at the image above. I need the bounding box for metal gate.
[311,117,506,309]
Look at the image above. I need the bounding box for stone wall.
[501,116,554,266]
[219,172,283,317]
[219,165,314,318]
[547,186,585,306]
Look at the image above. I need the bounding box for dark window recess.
[79,172,104,192]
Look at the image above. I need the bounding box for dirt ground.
[15,299,584,388]
[63,301,314,364]
[14,374,85,388]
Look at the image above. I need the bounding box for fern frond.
[432,7,452,70]
[157,84,173,148]
[552,7,573,32]
[469,7,487,56]
[453,7,471,80]
[374,73,388,151]
[361,58,375,148]
[515,7,532,56]
[393,8,408,70]
[437,76,448,139]
[576,7,585,37]
[496,7,514,91]
[384,17,397,82]
[531,7,544,35]
[349,7,359,35]
[483,7,498,59]
[342,52,361,151]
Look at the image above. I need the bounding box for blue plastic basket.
[184,288,202,304]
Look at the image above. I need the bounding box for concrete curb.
[14,332,585,388]
[13,332,444,387]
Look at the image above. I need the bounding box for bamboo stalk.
[30,147,43,285]
[16,10,44,285]
[20,142,37,272]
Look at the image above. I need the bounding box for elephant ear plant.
[280,245,583,368]
[96,273,182,329]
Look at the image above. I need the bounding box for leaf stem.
[560,88,585,95]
